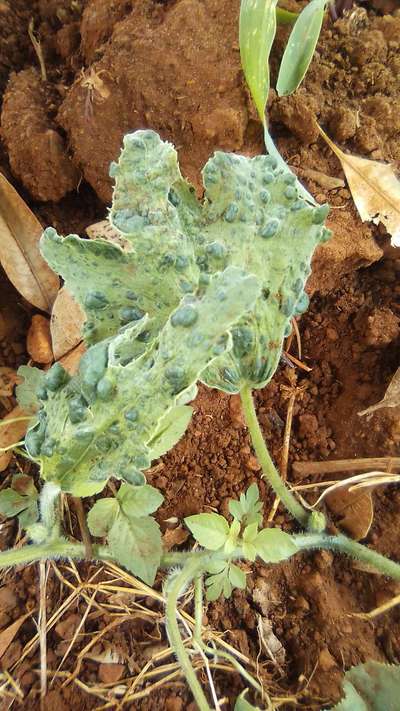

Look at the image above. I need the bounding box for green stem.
[240,384,310,528]
[294,533,400,581]
[194,574,203,642]
[165,559,211,711]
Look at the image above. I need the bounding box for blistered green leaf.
[239,0,279,122]
[199,151,330,391]
[147,405,193,461]
[108,513,162,585]
[330,661,400,711]
[117,483,164,518]
[26,267,260,494]
[16,365,45,414]
[255,528,298,563]
[185,513,230,550]
[41,131,200,348]
[87,498,119,537]
[276,0,326,97]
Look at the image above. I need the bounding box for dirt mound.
[1,68,79,201]
[58,0,258,203]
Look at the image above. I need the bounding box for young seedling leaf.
[239,0,279,123]
[185,513,230,550]
[330,660,400,711]
[117,483,164,518]
[0,489,31,518]
[87,498,119,537]
[108,513,162,585]
[235,690,262,710]
[319,125,400,246]
[358,367,400,416]
[229,484,263,526]
[16,365,45,414]
[276,0,326,97]
[0,474,39,529]
[228,563,246,589]
[0,174,59,311]
[50,287,85,360]
[254,528,298,563]
[147,405,193,461]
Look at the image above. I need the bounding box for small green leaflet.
[229,483,263,527]
[16,365,45,414]
[87,483,163,584]
[235,690,262,710]
[185,513,229,551]
[254,528,298,563]
[0,474,39,529]
[87,498,118,537]
[205,561,246,601]
[239,0,279,123]
[330,661,400,711]
[276,0,327,97]
[147,405,193,461]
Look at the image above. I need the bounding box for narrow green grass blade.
[239,0,279,124]
[276,0,326,97]
[276,7,298,25]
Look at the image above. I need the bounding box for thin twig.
[71,496,93,559]
[39,560,47,708]
[268,386,297,522]
[349,592,400,620]
[28,19,47,82]
[292,457,400,478]
[283,352,312,372]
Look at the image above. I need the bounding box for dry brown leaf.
[257,615,285,670]
[27,314,53,364]
[359,367,400,417]
[0,406,29,472]
[58,342,86,375]
[162,526,190,551]
[0,611,32,659]
[302,168,345,191]
[51,287,85,360]
[0,367,19,397]
[86,219,129,250]
[0,174,59,311]
[326,486,374,540]
[319,126,400,246]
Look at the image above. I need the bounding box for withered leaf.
[0,611,32,659]
[58,341,86,375]
[359,368,400,417]
[0,367,19,398]
[51,287,85,360]
[86,219,129,250]
[326,486,374,541]
[0,406,29,472]
[319,126,400,246]
[0,174,59,311]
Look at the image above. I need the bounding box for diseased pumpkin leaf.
[330,661,400,711]
[24,266,261,494]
